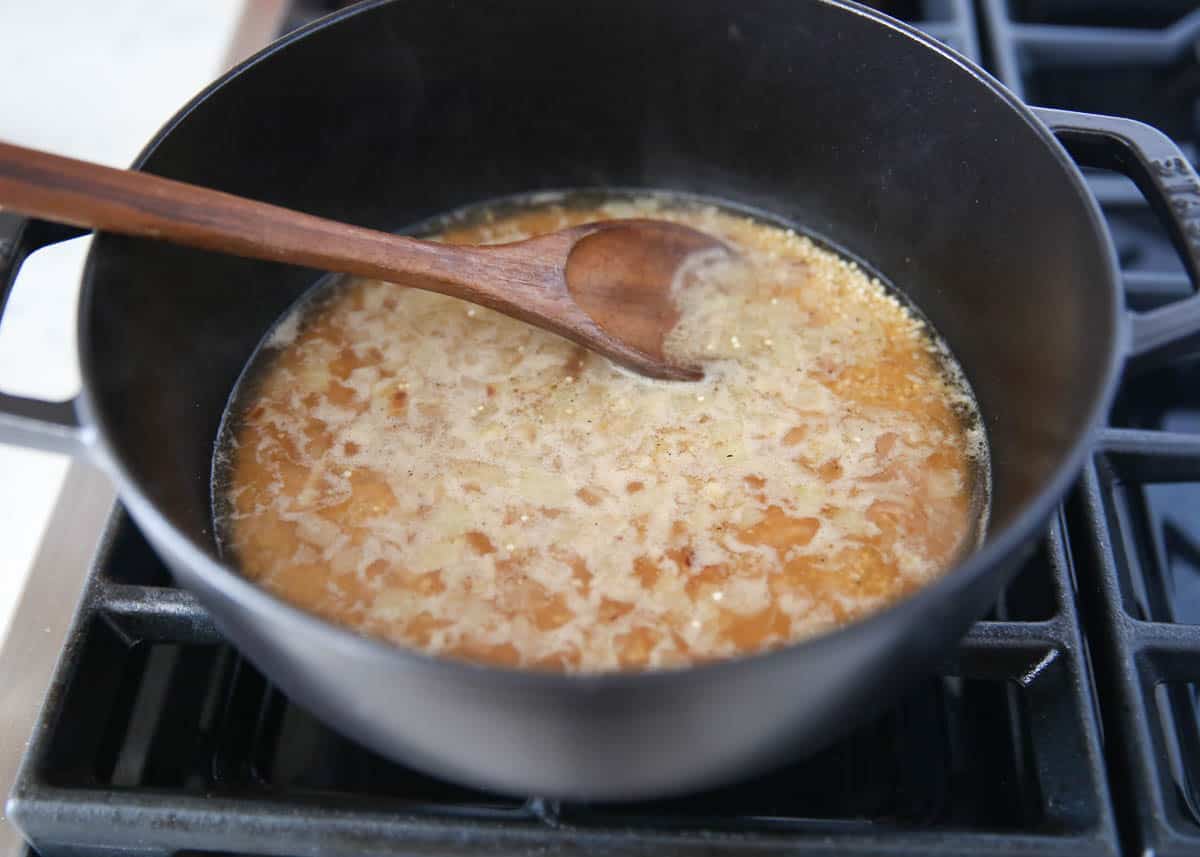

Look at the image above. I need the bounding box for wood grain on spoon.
[0,141,722,380]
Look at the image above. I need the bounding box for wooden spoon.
[0,141,725,380]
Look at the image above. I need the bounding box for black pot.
[1,0,1195,800]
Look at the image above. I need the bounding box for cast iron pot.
[2,0,1197,800]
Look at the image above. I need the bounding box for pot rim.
[75,0,1125,690]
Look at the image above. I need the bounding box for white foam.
[265,310,302,349]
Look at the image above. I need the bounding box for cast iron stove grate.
[9,2,1200,856]
[978,3,1200,853]
[6,509,1119,857]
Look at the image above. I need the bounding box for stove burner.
[8,2,1200,856]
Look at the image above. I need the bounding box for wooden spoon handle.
[0,140,486,289]
[0,140,693,381]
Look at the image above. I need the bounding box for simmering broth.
[214,195,988,672]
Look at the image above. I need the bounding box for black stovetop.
[9,2,1200,855]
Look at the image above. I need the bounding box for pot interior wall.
[82,0,1116,564]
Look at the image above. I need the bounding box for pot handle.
[1032,107,1200,369]
[0,212,88,455]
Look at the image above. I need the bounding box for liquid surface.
[217,197,987,672]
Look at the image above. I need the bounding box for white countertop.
[0,0,253,646]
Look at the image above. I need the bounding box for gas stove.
[4,2,1200,855]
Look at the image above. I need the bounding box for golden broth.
[215,196,988,672]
